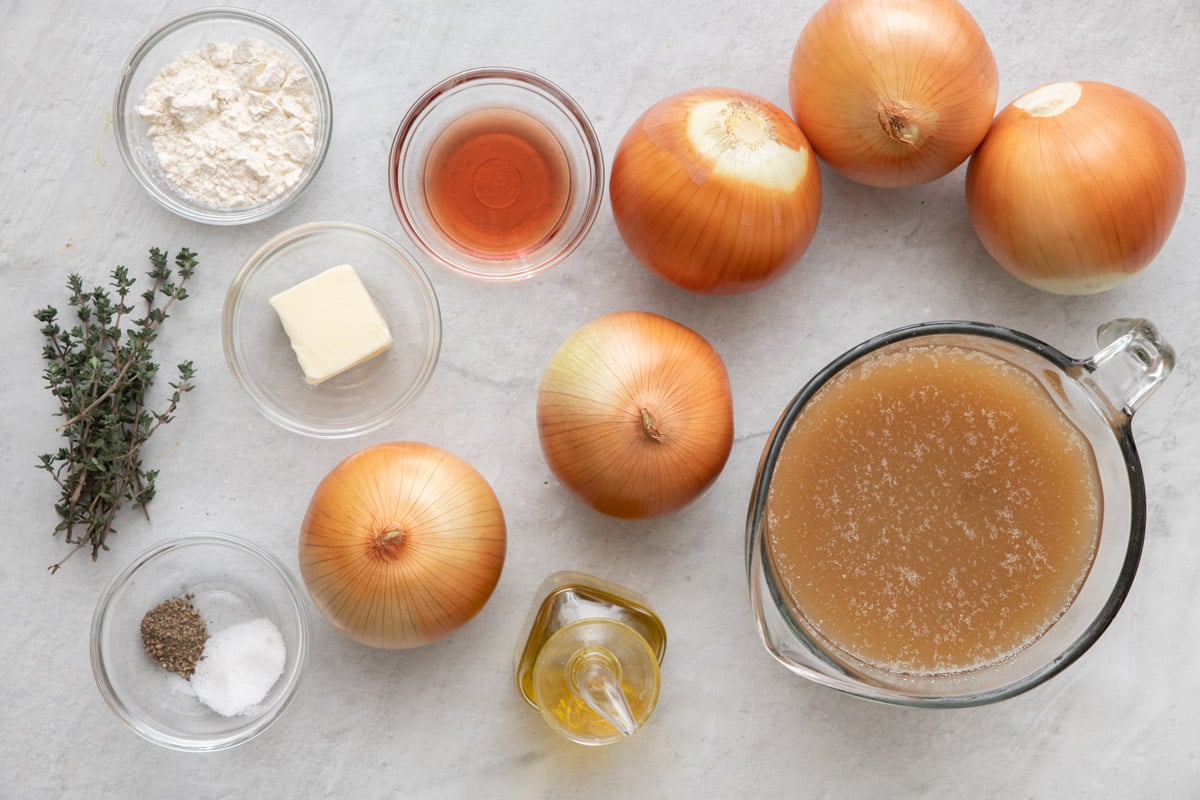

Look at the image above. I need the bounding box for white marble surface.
[3,1,1198,797]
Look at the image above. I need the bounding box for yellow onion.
[788,0,998,188]
[298,442,506,649]
[966,81,1186,294]
[537,311,734,518]
[609,87,821,294]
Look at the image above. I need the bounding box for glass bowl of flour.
[90,532,311,751]
[114,8,332,225]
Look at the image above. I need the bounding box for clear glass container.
[113,7,333,225]
[389,67,604,282]
[516,572,666,745]
[90,532,310,751]
[223,221,441,438]
[747,319,1174,707]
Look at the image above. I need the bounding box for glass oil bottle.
[515,571,667,746]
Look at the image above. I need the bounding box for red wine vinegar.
[423,108,570,259]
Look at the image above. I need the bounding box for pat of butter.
[269,264,393,385]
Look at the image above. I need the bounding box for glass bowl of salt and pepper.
[90,532,310,751]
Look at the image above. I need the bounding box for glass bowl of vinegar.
[389,67,604,282]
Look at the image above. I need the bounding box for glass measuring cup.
[746,318,1174,707]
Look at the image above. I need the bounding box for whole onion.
[788,0,999,188]
[537,311,735,518]
[298,442,506,649]
[610,87,821,294]
[966,81,1186,294]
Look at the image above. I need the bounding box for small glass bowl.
[389,67,604,282]
[113,7,332,225]
[90,532,310,752]
[224,221,442,438]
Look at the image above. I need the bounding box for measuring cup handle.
[1082,318,1175,418]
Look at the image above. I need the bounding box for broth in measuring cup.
[764,343,1101,675]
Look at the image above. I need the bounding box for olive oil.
[516,572,665,745]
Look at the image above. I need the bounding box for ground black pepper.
[140,595,209,678]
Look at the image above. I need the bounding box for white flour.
[137,38,318,209]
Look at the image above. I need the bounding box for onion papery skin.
[537,311,734,518]
[609,87,821,294]
[298,442,506,650]
[966,81,1186,295]
[788,0,998,188]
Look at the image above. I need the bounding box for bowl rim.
[89,531,311,751]
[222,220,443,438]
[388,65,604,282]
[112,6,333,226]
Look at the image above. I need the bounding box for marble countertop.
[3,1,1198,797]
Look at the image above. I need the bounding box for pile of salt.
[191,617,287,717]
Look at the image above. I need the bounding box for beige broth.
[765,344,1101,675]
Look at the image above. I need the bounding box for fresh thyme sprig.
[36,247,198,574]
